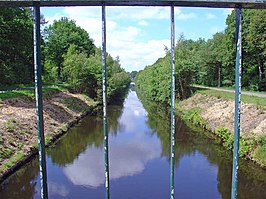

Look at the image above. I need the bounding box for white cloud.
[42,7,195,72]
[108,7,170,20]
[44,8,170,72]
[63,138,160,187]
[108,39,170,72]
[64,6,101,18]
[48,182,69,197]
[205,13,217,19]
[138,20,149,26]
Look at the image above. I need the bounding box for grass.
[193,84,266,95]
[0,85,66,101]
[198,89,266,107]
[0,83,34,91]
[0,151,25,175]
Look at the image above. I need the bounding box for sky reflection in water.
[1,90,265,199]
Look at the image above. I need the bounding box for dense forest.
[1,8,265,104]
[0,7,130,102]
[136,9,266,104]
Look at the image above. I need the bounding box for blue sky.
[41,7,232,72]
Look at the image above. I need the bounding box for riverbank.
[0,90,98,181]
[177,92,266,168]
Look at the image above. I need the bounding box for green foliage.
[213,126,258,158]
[44,17,95,81]
[215,127,230,140]
[61,44,130,102]
[130,71,138,80]
[239,138,253,157]
[62,44,98,95]
[196,9,266,91]
[1,12,130,103]
[182,108,206,126]
[0,7,34,85]
[136,10,266,107]
[136,35,196,103]
[43,59,58,82]
[0,86,65,101]
[179,107,263,161]
[107,71,131,103]
[137,58,171,103]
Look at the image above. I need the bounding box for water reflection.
[46,104,124,166]
[0,158,39,199]
[140,91,266,199]
[59,91,160,188]
[0,90,265,199]
[63,138,160,187]
[48,181,69,197]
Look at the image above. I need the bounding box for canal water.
[0,90,265,199]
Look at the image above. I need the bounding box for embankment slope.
[179,93,266,167]
[0,91,97,179]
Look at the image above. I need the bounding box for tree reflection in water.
[0,90,265,199]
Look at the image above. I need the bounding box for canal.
[0,90,265,198]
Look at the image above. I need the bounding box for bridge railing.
[0,1,265,199]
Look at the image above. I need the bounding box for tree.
[44,17,95,81]
[136,35,197,103]
[130,71,138,80]
[174,36,197,99]
[201,32,226,87]
[224,9,266,90]
[243,9,266,90]
[0,7,34,85]
[62,44,99,97]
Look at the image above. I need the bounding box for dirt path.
[193,85,266,98]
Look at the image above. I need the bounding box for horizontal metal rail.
[0,0,265,8]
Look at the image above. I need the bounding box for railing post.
[231,6,242,199]
[170,4,175,199]
[102,4,110,199]
[33,3,48,199]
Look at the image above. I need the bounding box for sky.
[41,6,233,72]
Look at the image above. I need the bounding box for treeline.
[136,9,265,103]
[0,8,34,85]
[0,7,130,102]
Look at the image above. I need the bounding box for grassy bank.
[177,92,266,168]
[0,85,66,101]
[0,89,98,181]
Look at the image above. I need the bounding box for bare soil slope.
[0,91,97,178]
[179,93,266,166]
[180,93,266,138]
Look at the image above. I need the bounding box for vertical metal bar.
[33,3,48,199]
[102,4,110,199]
[231,7,242,199]
[170,5,175,199]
